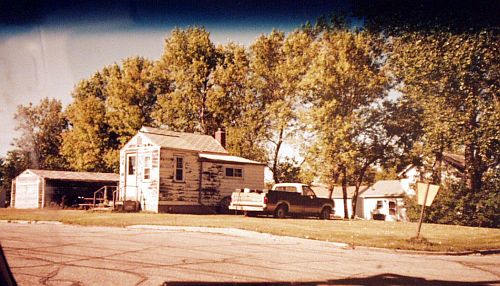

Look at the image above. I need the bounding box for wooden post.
[416,182,431,239]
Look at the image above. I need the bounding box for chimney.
[215,128,226,149]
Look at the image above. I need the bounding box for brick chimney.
[215,128,226,149]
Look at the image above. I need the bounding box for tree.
[390,30,499,193]
[153,27,218,134]
[249,30,314,182]
[302,29,390,218]
[13,98,67,170]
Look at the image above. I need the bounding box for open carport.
[11,169,118,209]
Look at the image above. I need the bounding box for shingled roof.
[139,126,228,154]
[360,180,406,198]
[27,169,119,182]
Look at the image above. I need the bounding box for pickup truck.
[228,183,334,219]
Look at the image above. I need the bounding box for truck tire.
[320,207,331,220]
[245,211,257,217]
[217,197,231,214]
[274,205,288,219]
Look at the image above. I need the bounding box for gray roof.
[360,180,406,198]
[140,126,228,154]
[312,185,369,198]
[27,169,119,182]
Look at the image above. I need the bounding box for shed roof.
[199,153,265,165]
[360,180,406,198]
[26,169,119,182]
[139,126,228,154]
[311,185,369,198]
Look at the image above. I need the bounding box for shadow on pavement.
[163,273,499,286]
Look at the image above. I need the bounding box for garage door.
[15,182,39,209]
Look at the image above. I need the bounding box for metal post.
[416,182,431,239]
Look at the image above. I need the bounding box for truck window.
[274,186,297,192]
[302,186,316,197]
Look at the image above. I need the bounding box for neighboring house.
[360,180,409,221]
[118,126,265,213]
[11,169,118,209]
[311,185,368,218]
[398,152,465,192]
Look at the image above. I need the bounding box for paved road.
[0,222,499,286]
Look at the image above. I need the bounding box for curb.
[0,220,62,225]
[126,224,350,248]
[2,220,498,256]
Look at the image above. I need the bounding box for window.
[302,186,316,197]
[376,200,383,209]
[174,157,184,181]
[143,156,151,180]
[225,167,243,178]
[127,156,136,175]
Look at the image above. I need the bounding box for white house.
[360,180,409,221]
[118,126,265,213]
[311,185,368,218]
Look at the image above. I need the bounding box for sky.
[0,0,347,157]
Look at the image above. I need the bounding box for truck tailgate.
[229,190,266,211]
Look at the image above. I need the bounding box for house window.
[174,157,184,182]
[376,200,383,209]
[144,156,151,180]
[128,156,136,175]
[225,167,243,178]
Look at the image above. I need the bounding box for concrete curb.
[0,220,62,225]
[2,220,498,256]
[126,224,351,248]
[344,245,500,256]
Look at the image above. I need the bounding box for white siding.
[14,172,40,209]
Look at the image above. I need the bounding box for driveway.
[0,222,498,285]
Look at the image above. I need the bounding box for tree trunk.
[272,127,284,183]
[341,165,348,219]
[351,168,367,219]
[432,150,443,184]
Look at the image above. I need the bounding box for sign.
[417,183,440,206]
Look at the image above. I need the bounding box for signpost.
[415,182,440,239]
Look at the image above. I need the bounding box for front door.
[125,153,137,201]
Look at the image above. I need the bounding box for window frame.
[127,155,136,176]
[143,155,151,181]
[173,156,184,182]
[224,167,244,179]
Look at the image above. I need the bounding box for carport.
[11,169,119,209]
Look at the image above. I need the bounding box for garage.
[11,169,119,209]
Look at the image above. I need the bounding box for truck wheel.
[274,205,288,219]
[320,207,331,220]
[245,211,257,217]
[217,197,231,214]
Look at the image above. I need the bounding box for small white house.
[118,126,266,213]
[311,185,368,218]
[360,180,409,221]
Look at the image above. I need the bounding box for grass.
[1,209,499,252]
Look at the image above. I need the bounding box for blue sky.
[0,1,348,156]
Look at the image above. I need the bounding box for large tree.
[302,29,390,218]
[13,98,67,170]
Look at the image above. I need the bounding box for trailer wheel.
[320,207,331,220]
[274,205,288,219]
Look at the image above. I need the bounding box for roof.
[199,153,265,165]
[26,169,119,182]
[311,185,369,198]
[443,152,465,172]
[360,180,406,198]
[139,126,228,154]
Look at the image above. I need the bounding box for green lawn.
[1,209,499,252]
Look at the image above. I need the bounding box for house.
[360,180,409,221]
[118,126,265,213]
[11,169,118,209]
[311,185,368,218]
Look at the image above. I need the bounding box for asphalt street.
[0,222,498,286]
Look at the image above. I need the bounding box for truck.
[228,183,334,219]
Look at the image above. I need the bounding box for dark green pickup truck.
[229,183,335,219]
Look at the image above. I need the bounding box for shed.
[11,169,119,209]
[360,180,408,221]
[311,185,368,218]
[118,126,266,213]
